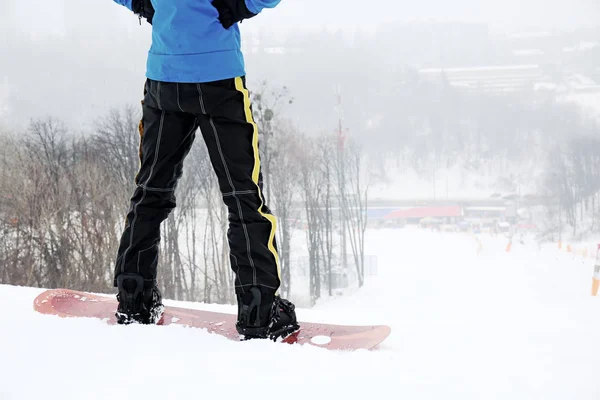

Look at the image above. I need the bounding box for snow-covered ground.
[562,92,600,122]
[368,163,500,201]
[1,229,599,400]
[366,156,544,202]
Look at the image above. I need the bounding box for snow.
[419,65,541,74]
[561,92,600,120]
[535,82,558,91]
[0,78,10,120]
[367,160,539,202]
[509,32,553,39]
[563,41,600,53]
[513,49,545,56]
[2,228,600,399]
[369,164,493,201]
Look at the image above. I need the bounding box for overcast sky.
[1,0,599,131]
[6,0,600,38]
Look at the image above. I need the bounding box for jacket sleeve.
[113,0,133,12]
[244,0,281,15]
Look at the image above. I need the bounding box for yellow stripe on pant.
[234,77,282,291]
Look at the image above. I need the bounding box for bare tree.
[91,106,141,193]
[252,81,293,206]
[268,120,303,297]
[334,136,369,288]
[297,139,325,305]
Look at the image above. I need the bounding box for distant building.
[369,206,463,226]
[463,206,508,219]
[418,65,548,93]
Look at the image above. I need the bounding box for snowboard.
[33,289,391,351]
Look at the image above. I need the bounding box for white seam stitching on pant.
[208,115,257,289]
[120,110,166,276]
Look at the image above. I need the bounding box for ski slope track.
[1,229,599,399]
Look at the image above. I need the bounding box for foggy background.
[1,0,600,302]
[1,0,599,131]
[3,4,600,396]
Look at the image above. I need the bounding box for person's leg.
[114,79,198,324]
[195,76,298,339]
[196,77,280,295]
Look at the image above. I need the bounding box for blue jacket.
[113,0,281,83]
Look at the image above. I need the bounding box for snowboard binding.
[236,287,300,341]
[115,273,164,325]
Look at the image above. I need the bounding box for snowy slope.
[1,229,600,400]
[562,92,600,122]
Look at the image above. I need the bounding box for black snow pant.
[113,77,281,295]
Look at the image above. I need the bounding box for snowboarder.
[110,0,299,341]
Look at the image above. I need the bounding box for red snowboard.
[33,289,391,351]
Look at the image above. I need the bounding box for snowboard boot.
[115,273,164,325]
[235,287,300,341]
